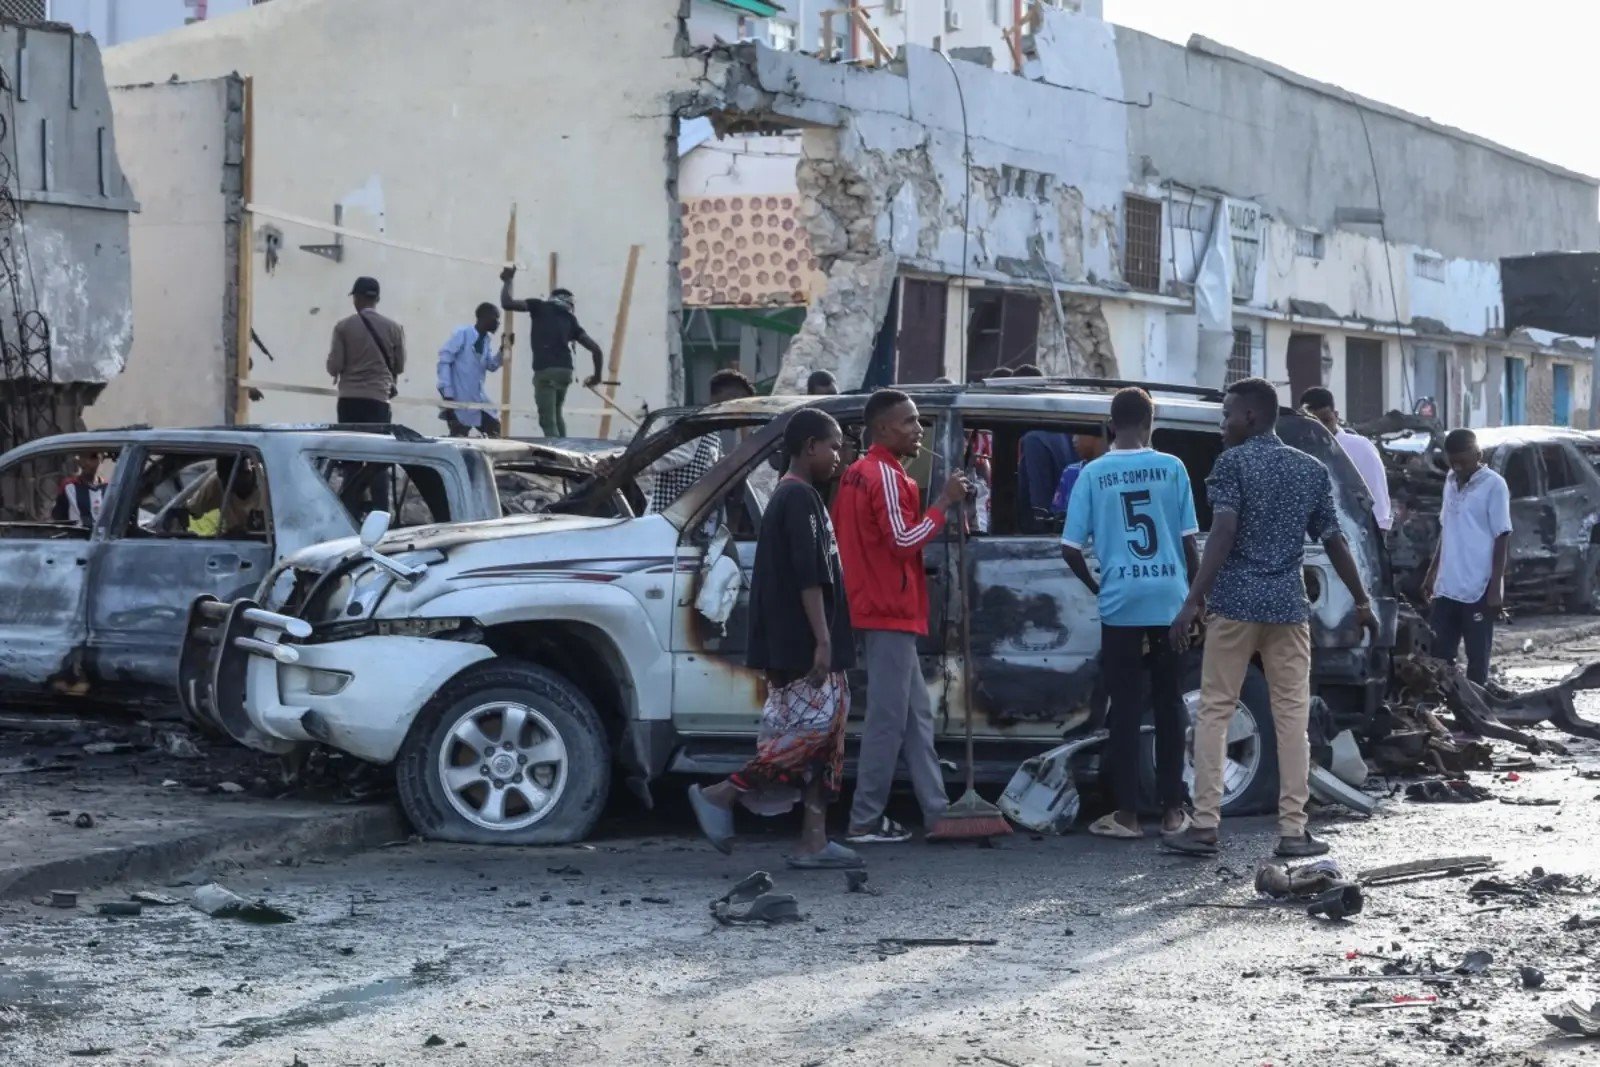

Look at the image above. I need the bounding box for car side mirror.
[359,510,391,549]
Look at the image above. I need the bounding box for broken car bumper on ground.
[180,596,492,763]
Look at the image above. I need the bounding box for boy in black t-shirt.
[688,408,862,869]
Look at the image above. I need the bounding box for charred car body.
[180,383,1398,845]
[0,426,622,713]
[1369,420,1600,613]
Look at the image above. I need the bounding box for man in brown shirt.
[328,276,406,424]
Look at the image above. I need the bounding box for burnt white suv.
[181,382,1396,844]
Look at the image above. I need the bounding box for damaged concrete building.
[0,18,132,454]
[95,0,1597,434]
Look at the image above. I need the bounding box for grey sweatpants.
[849,630,949,829]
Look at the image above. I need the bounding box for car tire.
[1568,551,1600,615]
[394,660,610,845]
[1137,662,1279,818]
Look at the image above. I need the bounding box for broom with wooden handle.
[927,486,1012,841]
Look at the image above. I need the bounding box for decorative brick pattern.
[679,194,822,308]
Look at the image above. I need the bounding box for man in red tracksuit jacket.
[832,389,967,843]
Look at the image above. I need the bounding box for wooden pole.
[232,76,254,425]
[548,251,558,292]
[597,244,641,439]
[498,205,517,431]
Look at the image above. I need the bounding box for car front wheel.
[395,661,610,845]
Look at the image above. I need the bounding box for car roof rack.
[975,377,1226,402]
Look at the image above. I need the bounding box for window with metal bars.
[1227,328,1253,384]
[1123,195,1162,293]
[0,0,46,19]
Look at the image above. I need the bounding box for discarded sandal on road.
[711,893,801,926]
[1088,814,1141,839]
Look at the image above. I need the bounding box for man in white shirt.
[1300,388,1392,531]
[1424,428,1512,685]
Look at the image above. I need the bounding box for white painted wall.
[679,133,800,198]
[90,77,233,429]
[104,0,694,437]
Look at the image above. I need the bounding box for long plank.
[597,244,641,439]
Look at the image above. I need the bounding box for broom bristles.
[926,787,1013,841]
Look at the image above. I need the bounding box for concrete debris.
[73,813,94,829]
[49,890,77,908]
[190,883,295,924]
[1453,949,1494,975]
[1545,1000,1600,1038]
[130,891,181,907]
[96,902,142,917]
[1519,965,1545,988]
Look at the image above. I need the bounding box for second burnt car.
[181,381,1398,844]
[1372,421,1600,612]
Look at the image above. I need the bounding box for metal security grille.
[1227,328,1253,384]
[1123,195,1162,293]
[0,0,47,19]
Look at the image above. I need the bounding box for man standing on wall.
[500,267,603,438]
[833,389,967,843]
[328,276,406,424]
[436,303,503,437]
[1163,378,1378,859]
[1423,428,1511,686]
[1061,387,1199,839]
[1300,387,1392,532]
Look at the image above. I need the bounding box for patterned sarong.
[728,671,850,816]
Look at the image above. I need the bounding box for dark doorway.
[966,289,1041,379]
[895,278,947,384]
[1287,333,1323,405]
[1345,338,1384,423]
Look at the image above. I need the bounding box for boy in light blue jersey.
[1061,387,1200,839]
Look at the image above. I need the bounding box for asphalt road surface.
[3,659,1600,1066]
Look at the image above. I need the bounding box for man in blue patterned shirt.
[1164,378,1377,859]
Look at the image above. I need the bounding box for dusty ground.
[3,647,1600,1066]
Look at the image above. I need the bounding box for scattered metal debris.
[1358,856,1495,886]
[190,883,295,924]
[73,812,94,829]
[997,730,1106,834]
[1453,950,1494,976]
[845,870,881,896]
[874,937,997,956]
[130,891,180,907]
[1546,1000,1600,1038]
[49,889,77,908]
[1404,779,1492,803]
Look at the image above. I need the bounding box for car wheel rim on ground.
[1179,688,1261,805]
[437,701,569,831]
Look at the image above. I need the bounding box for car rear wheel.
[1139,663,1279,817]
[395,661,610,845]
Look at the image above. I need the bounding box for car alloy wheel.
[436,701,569,831]
[1180,688,1263,806]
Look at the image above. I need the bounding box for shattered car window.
[125,452,270,541]
[1496,447,1540,499]
[313,457,451,530]
[0,448,121,537]
[1540,444,1580,491]
[496,467,582,515]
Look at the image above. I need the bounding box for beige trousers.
[1192,615,1312,837]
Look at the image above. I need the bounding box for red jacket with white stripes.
[830,444,947,635]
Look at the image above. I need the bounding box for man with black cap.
[328,276,406,424]
[500,267,604,438]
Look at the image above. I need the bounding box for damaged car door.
[86,447,276,697]
[0,444,111,696]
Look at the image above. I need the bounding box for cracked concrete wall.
[721,12,1131,388]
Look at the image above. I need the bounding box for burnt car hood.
[275,513,627,574]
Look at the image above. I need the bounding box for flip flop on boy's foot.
[687,784,734,854]
[846,817,913,844]
[1087,814,1142,839]
[1160,826,1219,856]
[785,841,865,870]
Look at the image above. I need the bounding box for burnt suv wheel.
[395,661,610,845]
[1138,663,1279,817]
